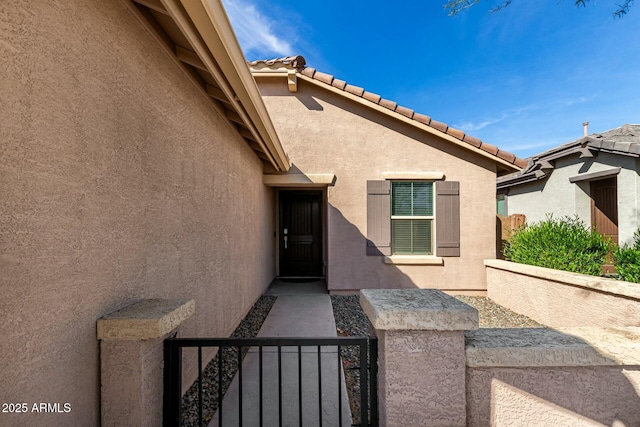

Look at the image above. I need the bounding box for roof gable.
[250,56,526,174]
[498,124,640,190]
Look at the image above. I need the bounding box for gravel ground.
[330,294,544,426]
[454,296,544,328]
[181,295,276,427]
[330,295,375,426]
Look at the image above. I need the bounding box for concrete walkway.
[209,279,351,427]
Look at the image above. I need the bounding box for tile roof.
[248,56,307,70]
[249,56,527,170]
[498,124,640,189]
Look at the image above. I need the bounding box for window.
[391,181,434,254]
[366,179,459,258]
[496,194,506,216]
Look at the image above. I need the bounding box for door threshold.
[277,276,325,280]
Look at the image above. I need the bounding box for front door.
[279,191,323,277]
[591,177,618,244]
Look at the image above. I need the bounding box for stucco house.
[250,56,524,294]
[498,124,640,246]
[2,0,522,425]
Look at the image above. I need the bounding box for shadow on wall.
[294,93,324,111]
[328,204,437,291]
[467,338,640,426]
[483,369,640,425]
[467,328,640,425]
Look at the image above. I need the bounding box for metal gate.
[164,337,378,427]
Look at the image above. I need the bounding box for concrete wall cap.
[466,327,640,367]
[97,299,195,340]
[484,259,640,300]
[359,289,478,331]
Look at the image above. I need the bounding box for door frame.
[276,188,327,278]
[590,176,619,245]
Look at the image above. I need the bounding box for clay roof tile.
[480,142,499,156]
[514,157,529,169]
[247,56,306,70]
[395,106,414,119]
[462,134,482,148]
[300,67,316,78]
[314,71,334,85]
[496,150,516,164]
[413,113,431,125]
[446,127,465,140]
[379,98,397,111]
[344,84,365,97]
[331,78,347,90]
[429,119,448,133]
[363,91,381,104]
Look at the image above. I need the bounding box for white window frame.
[390,180,435,256]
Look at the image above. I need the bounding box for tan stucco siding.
[0,1,274,425]
[257,78,497,292]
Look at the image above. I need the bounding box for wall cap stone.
[466,327,640,367]
[359,289,478,331]
[484,259,640,301]
[97,299,195,340]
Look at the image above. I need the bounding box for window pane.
[392,219,432,255]
[392,182,433,216]
[411,220,432,253]
[412,182,433,216]
[392,219,413,254]
[391,182,413,216]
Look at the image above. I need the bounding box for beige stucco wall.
[467,367,640,426]
[486,260,640,327]
[1,1,274,425]
[257,77,498,292]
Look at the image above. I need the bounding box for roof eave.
[497,172,546,190]
[294,74,521,173]
[169,0,290,172]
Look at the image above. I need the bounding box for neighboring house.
[498,124,640,247]
[250,56,524,293]
[1,0,521,425]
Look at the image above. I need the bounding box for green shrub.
[613,229,640,283]
[503,215,611,276]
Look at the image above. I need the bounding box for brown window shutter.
[436,181,460,257]
[366,180,391,256]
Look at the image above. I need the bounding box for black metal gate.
[164,337,378,427]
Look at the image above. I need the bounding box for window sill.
[384,255,444,265]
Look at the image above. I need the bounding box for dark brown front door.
[279,191,323,277]
[591,177,618,244]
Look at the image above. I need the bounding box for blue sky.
[221,0,640,158]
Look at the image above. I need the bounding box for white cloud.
[453,115,507,132]
[501,139,562,154]
[453,103,541,132]
[221,0,293,57]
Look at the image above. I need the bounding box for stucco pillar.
[97,299,195,427]
[360,289,478,427]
